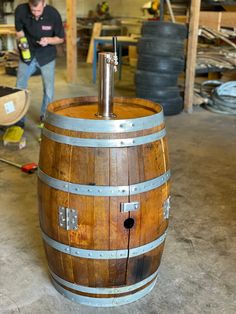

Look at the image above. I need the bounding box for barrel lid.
[46,96,164,133]
[0,87,30,126]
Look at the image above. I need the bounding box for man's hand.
[37,36,64,46]
[37,37,49,47]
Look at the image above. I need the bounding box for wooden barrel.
[0,86,30,126]
[38,96,170,307]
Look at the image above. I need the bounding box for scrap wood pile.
[0,50,19,75]
[199,26,236,48]
[197,26,236,72]
[0,50,19,64]
[197,46,236,71]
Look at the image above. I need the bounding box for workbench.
[0,24,15,35]
[93,36,138,83]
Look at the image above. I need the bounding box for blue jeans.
[16,58,55,120]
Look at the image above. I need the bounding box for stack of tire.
[135,21,188,115]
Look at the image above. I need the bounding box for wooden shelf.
[203,0,236,6]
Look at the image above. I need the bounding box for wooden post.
[166,0,176,23]
[184,0,201,113]
[86,22,102,64]
[66,0,77,83]
[159,0,164,21]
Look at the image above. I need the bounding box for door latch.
[120,202,140,213]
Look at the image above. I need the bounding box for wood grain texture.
[66,0,77,83]
[38,96,170,300]
[184,0,201,113]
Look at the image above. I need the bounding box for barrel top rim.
[47,96,163,119]
[45,96,164,133]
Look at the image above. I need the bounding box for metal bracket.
[120,202,140,213]
[163,197,171,219]
[58,207,78,230]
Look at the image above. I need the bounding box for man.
[15,0,64,126]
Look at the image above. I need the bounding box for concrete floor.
[0,59,236,314]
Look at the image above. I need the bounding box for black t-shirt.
[15,3,64,66]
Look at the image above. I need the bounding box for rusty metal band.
[38,168,171,196]
[45,110,164,133]
[42,127,166,148]
[51,275,157,307]
[49,268,158,294]
[41,230,167,259]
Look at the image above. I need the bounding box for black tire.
[142,21,188,39]
[136,86,180,100]
[138,38,185,57]
[135,70,178,87]
[137,55,185,74]
[156,97,184,115]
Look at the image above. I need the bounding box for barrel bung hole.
[124,218,135,229]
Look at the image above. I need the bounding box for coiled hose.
[201,80,236,115]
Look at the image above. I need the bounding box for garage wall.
[12,0,145,37]
[52,0,146,18]
[110,0,146,18]
[13,0,145,19]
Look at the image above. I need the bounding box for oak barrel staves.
[38,96,170,307]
